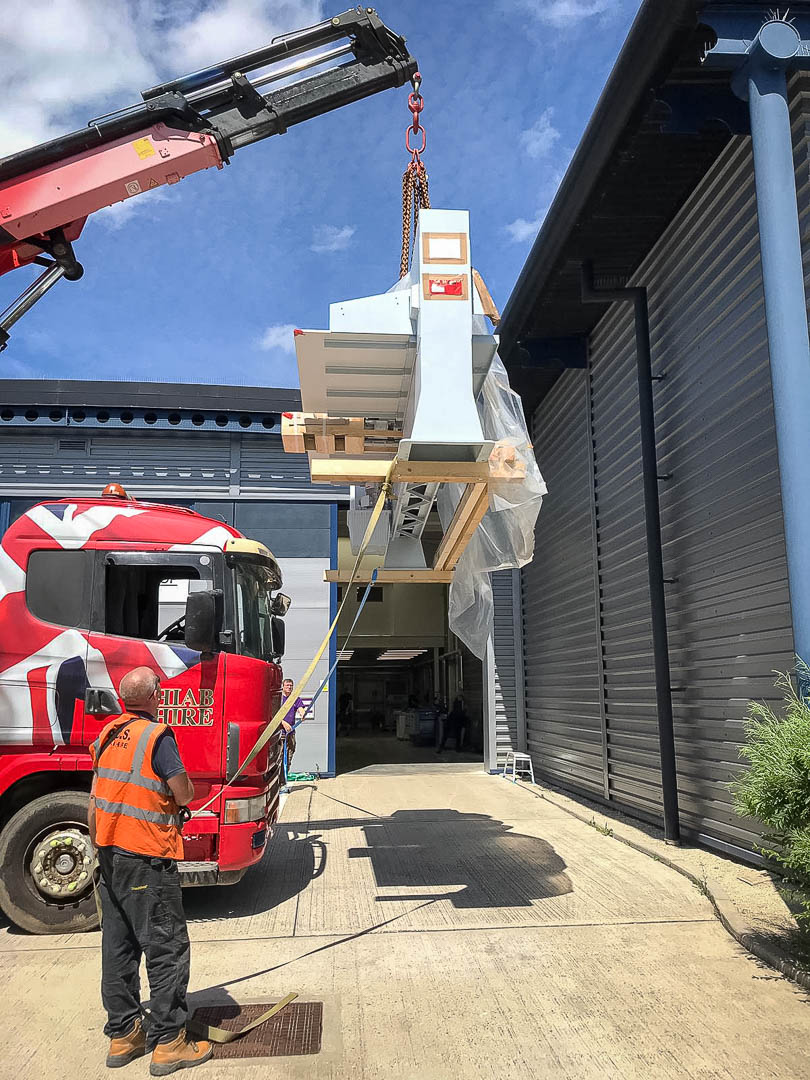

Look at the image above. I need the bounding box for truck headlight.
[224,794,266,824]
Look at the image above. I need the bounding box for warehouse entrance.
[335,641,483,773]
[330,510,488,773]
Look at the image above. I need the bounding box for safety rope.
[89,485,384,1038]
[400,72,431,278]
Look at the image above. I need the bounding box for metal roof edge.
[0,378,302,411]
[497,0,698,359]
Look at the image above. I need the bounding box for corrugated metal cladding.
[492,569,521,765]
[0,430,335,499]
[523,371,605,798]
[523,88,807,857]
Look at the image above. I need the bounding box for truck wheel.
[0,791,99,935]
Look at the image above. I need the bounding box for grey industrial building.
[498,1,810,860]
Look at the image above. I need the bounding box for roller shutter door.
[492,569,520,766]
[588,130,795,855]
[522,370,605,797]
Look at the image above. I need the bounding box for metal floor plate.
[191,1002,323,1060]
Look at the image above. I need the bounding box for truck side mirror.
[185,589,222,655]
[270,615,285,659]
[271,592,291,616]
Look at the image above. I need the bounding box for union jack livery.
[0,485,289,934]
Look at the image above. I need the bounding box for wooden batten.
[432,483,490,571]
[309,458,492,486]
[324,568,454,584]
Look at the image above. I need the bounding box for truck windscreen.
[232,559,278,661]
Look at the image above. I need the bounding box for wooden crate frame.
[310,456,523,583]
[282,409,525,583]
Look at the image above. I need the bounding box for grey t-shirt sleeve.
[152,730,186,782]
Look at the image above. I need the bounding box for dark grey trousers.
[97,847,190,1043]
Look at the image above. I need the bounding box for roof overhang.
[498,0,789,412]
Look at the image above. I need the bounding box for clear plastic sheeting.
[438,354,546,658]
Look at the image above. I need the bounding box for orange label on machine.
[422,274,469,300]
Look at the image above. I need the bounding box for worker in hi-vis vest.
[88,667,212,1076]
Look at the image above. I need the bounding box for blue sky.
[0,0,641,387]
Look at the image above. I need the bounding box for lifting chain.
[400,72,431,279]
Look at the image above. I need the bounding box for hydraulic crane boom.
[0,7,417,349]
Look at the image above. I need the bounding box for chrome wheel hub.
[30,828,94,900]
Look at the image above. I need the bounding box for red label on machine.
[423,274,468,301]
[430,278,462,296]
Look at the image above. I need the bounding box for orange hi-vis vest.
[90,714,184,860]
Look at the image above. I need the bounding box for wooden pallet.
[282,413,402,457]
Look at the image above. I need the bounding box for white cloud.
[94,186,171,231]
[311,224,355,254]
[258,323,297,353]
[520,108,561,159]
[0,0,157,157]
[16,327,61,359]
[166,0,322,77]
[0,0,323,158]
[506,164,569,243]
[518,1,613,29]
[0,349,45,376]
[506,214,545,243]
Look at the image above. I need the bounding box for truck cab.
[0,485,290,934]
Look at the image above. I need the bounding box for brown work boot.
[106,1017,147,1068]
[149,1030,212,1076]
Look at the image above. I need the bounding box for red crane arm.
[0,8,417,349]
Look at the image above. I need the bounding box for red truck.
[0,485,292,933]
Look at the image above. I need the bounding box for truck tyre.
[0,790,99,935]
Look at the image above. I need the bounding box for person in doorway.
[439,695,468,753]
[88,666,211,1075]
[279,677,304,792]
[338,689,354,736]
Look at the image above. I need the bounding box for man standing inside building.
[88,666,211,1075]
[279,677,304,792]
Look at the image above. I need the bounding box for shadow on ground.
[183,802,572,922]
[336,731,480,774]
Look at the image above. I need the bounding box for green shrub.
[732,667,810,925]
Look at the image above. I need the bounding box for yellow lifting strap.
[91,464,394,1047]
[192,457,395,814]
[182,464,393,1043]
[190,992,298,1044]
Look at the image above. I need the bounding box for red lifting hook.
[405,71,425,154]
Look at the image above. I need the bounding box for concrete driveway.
[1,763,807,1079]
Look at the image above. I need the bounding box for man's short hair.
[119,667,160,707]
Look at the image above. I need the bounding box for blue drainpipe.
[730,20,810,686]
